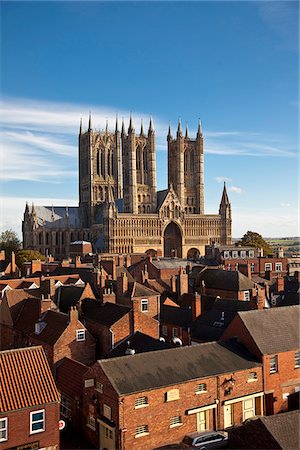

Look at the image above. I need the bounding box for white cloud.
[280,202,291,207]
[228,186,245,195]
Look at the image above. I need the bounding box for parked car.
[181,430,228,449]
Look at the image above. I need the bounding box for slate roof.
[108,331,172,357]
[55,285,85,313]
[56,357,89,398]
[161,304,192,328]
[129,281,158,298]
[156,189,168,210]
[151,258,202,270]
[260,410,299,449]
[116,266,135,282]
[34,205,81,228]
[32,310,69,345]
[197,268,255,291]
[237,305,300,354]
[98,340,261,395]
[81,298,130,326]
[0,346,60,412]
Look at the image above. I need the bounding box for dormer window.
[141,299,148,312]
[35,322,46,335]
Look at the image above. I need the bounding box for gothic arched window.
[101,150,105,177]
[96,150,100,175]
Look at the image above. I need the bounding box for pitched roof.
[56,357,89,398]
[81,298,130,326]
[161,305,192,328]
[197,268,255,291]
[32,309,69,345]
[237,305,300,354]
[34,205,80,228]
[0,346,60,412]
[108,331,172,357]
[55,285,85,313]
[98,340,261,395]
[260,410,299,449]
[129,281,158,298]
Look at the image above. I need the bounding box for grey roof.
[156,189,168,210]
[161,305,192,328]
[34,206,81,228]
[237,305,300,354]
[151,258,202,270]
[98,340,261,395]
[197,268,255,291]
[260,410,299,450]
[81,298,130,326]
[55,285,85,314]
[108,331,172,357]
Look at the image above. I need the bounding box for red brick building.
[221,305,300,415]
[0,346,60,450]
[82,341,263,449]
[30,307,96,367]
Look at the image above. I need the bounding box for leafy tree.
[16,249,46,269]
[238,231,272,256]
[0,229,21,257]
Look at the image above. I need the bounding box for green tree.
[0,229,21,257]
[238,231,272,256]
[16,249,46,269]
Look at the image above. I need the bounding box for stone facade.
[23,116,232,259]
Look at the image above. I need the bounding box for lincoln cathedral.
[23,115,232,259]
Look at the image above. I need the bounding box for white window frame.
[141,299,149,312]
[232,251,238,259]
[30,409,45,434]
[270,355,278,374]
[244,290,250,301]
[250,263,255,273]
[103,404,112,420]
[196,383,207,394]
[249,250,254,258]
[169,416,182,428]
[135,424,149,438]
[240,251,246,258]
[247,372,258,382]
[265,263,272,272]
[227,264,231,271]
[162,325,168,336]
[87,414,96,430]
[224,251,230,259]
[0,418,8,442]
[76,329,86,341]
[294,351,300,369]
[60,395,72,419]
[95,381,103,393]
[172,327,178,338]
[275,262,282,272]
[135,396,149,409]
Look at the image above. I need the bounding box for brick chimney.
[75,256,81,268]
[239,263,251,279]
[102,286,116,304]
[41,278,56,298]
[117,272,128,296]
[276,275,284,293]
[255,286,265,310]
[10,251,16,274]
[178,267,189,296]
[31,259,42,274]
[191,292,202,320]
[40,294,56,313]
[69,306,78,322]
[0,250,5,261]
[171,275,177,293]
[141,264,149,283]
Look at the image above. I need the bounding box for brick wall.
[0,402,60,449]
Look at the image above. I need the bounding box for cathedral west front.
[23,115,232,259]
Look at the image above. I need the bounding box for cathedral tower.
[121,116,157,214]
[219,182,232,244]
[167,120,204,214]
[79,114,122,226]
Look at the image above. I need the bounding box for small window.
[275,262,282,272]
[249,250,254,258]
[30,410,45,434]
[135,397,148,408]
[240,251,246,258]
[166,389,180,402]
[76,329,86,341]
[196,383,207,394]
[61,395,71,419]
[270,355,278,374]
[248,372,258,382]
[227,264,231,271]
[244,291,250,301]
[224,251,230,259]
[294,351,300,369]
[135,424,149,437]
[87,415,96,430]
[250,263,255,273]
[169,416,182,428]
[84,378,94,388]
[103,404,111,420]
[96,381,103,393]
[232,251,238,258]
[162,325,168,336]
[0,418,7,442]
[141,299,148,312]
[172,327,178,338]
[265,263,272,271]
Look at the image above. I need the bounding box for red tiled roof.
[56,357,89,398]
[0,346,60,412]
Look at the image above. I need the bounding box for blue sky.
[0,1,298,238]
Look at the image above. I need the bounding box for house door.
[224,404,233,428]
[265,393,274,415]
[243,398,255,421]
[197,410,208,431]
[99,421,115,450]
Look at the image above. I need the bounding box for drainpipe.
[216,375,221,430]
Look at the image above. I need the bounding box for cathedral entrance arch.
[187,248,200,260]
[164,221,182,257]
